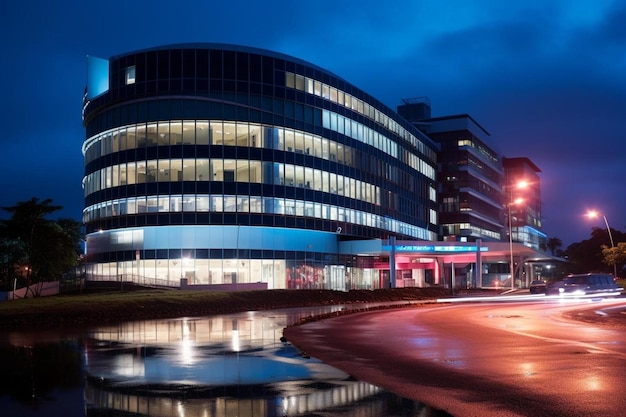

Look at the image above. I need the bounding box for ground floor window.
[85,258,386,291]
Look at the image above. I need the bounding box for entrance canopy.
[378,240,558,264]
[340,238,565,289]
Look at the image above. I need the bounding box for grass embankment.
[0,287,450,331]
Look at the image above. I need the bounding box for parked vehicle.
[545,273,623,297]
[529,280,547,294]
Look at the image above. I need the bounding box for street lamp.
[507,180,528,290]
[586,210,617,277]
[508,196,524,289]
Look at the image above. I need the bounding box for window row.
[322,110,436,181]
[86,257,364,291]
[286,72,436,160]
[83,194,435,241]
[86,258,287,290]
[322,109,398,158]
[457,138,499,165]
[87,257,383,291]
[513,226,546,251]
[83,121,358,166]
[83,159,381,205]
[442,222,502,241]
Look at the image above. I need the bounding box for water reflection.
[1,305,452,416]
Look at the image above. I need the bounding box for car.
[545,273,623,297]
[529,280,547,294]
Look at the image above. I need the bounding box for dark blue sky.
[1,0,625,246]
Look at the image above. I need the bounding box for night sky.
[1,0,625,247]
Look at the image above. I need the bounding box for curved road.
[284,297,626,417]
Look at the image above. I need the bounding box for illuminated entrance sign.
[382,245,489,253]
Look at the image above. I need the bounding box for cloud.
[1,0,625,245]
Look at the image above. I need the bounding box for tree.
[564,227,626,276]
[546,237,562,256]
[601,242,626,278]
[0,235,25,290]
[0,198,83,295]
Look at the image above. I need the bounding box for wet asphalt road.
[284,297,626,417]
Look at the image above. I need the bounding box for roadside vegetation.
[561,228,626,277]
[0,198,83,295]
[0,287,451,330]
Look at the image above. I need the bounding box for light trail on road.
[436,292,624,303]
[284,297,626,417]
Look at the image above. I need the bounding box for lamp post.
[508,201,514,290]
[507,180,528,290]
[508,197,524,289]
[587,210,617,277]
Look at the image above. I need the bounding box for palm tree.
[547,237,563,256]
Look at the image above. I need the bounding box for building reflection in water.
[83,309,451,416]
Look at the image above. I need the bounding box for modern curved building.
[81,43,439,290]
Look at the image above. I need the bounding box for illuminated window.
[125,66,136,85]
[285,72,294,88]
[429,209,437,225]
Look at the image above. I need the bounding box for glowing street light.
[586,210,616,277]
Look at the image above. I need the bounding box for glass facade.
[419,117,504,242]
[82,44,439,290]
[503,157,547,251]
